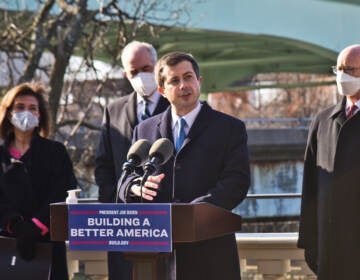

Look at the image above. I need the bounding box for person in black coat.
[0,82,77,279]
[94,41,169,279]
[118,51,250,280]
[298,44,360,280]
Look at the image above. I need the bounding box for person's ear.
[7,110,12,121]
[197,76,202,91]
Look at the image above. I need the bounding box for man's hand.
[130,173,165,201]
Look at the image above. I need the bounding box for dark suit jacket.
[120,102,250,280]
[298,97,360,280]
[95,91,169,203]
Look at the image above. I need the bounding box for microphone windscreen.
[127,139,151,166]
[149,138,174,164]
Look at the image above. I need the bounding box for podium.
[50,202,242,280]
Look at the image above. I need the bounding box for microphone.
[115,139,151,203]
[140,138,174,188]
[123,139,152,174]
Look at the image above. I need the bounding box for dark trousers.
[50,242,69,280]
[108,251,133,280]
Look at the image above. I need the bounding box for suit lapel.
[153,96,169,116]
[176,102,212,150]
[329,97,346,127]
[157,102,213,151]
[126,93,169,127]
[185,102,212,145]
[158,107,174,141]
[125,92,139,129]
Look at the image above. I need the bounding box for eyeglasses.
[332,65,360,75]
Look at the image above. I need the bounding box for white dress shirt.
[136,91,161,122]
[171,102,202,142]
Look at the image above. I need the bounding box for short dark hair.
[0,82,52,139]
[155,51,200,89]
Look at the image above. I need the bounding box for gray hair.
[121,41,157,67]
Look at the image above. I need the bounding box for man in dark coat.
[118,51,250,280]
[298,44,360,280]
[94,41,169,279]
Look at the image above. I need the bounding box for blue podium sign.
[68,203,172,252]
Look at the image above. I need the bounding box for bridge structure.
[152,0,360,220]
[146,0,360,93]
[67,0,354,220]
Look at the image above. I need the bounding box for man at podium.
[117,51,250,280]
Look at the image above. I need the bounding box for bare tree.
[0,0,193,195]
[0,0,191,121]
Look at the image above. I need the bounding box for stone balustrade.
[66,232,316,280]
[237,232,316,280]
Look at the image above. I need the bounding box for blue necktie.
[141,99,151,121]
[176,118,186,152]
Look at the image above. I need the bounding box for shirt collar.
[346,98,360,110]
[171,102,202,130]
[136,91,161,105]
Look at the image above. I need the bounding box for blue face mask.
[11,110,39,132]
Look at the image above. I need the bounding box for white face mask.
[128,72,157,97]
[11,110,39,132]
[336,71,360,96]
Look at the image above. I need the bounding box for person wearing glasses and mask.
[298,44,360,280]
[0,83,77,279]
[94,41,169,279]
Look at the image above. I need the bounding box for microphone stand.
[140,159,158,203]
[115,162,134,203]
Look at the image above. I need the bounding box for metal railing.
[79,193,302,202]
[246,193,301,199]
[243,117,312,128]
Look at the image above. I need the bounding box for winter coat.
[0,132,77,280]
[120,102,250,280]
[298,97,360,280]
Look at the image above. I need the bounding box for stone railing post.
[236,232,316,280]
